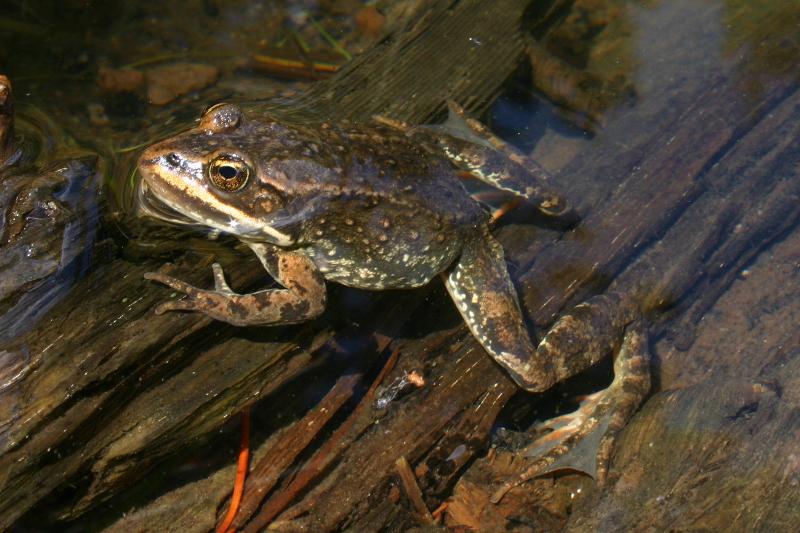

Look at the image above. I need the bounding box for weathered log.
[256,1,800,530]
[3,0,800,531]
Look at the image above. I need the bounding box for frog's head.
[137,103,294,246]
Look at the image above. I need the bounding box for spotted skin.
[138,102,649,484]
[444,228,647,391]
[377,100,572,218]
[443,226,537,388]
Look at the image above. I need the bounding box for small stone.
[145,63,219,106]
[355,6,385,39]
[97,66,144,93]
[86,103,110,126]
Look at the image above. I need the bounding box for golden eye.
[208,156,250,191]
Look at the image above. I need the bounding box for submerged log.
[1,0,799,531]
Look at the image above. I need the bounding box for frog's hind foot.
[491,322,650,503]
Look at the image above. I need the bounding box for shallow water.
[1,0,799,531]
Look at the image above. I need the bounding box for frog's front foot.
[144,249,327,327]
[492,318,650,503]
[144,263,237,317]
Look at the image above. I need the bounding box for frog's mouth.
[135,178,198,227]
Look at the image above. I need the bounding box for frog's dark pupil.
[219,165,238,179]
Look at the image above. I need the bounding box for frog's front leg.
[445,227,650,487]
[144,244,326,327]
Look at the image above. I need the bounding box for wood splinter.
[394,456,434,525]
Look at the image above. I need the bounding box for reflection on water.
[0,102,101,340]
[0,0,798,531]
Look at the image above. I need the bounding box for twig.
[395,456,434,525]
[309,16,353,61]
[242,347,401,531]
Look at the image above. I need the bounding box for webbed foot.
[491,322,650,503]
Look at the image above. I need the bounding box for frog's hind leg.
[374,103,572,219]
[435,101,573,219]
[444,229,650,492]
[443,227,541,390]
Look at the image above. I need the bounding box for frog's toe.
[145,271,215,315]
[525,389,621,479]
[153,298,199,315]
[211,263,235,294]
[144,271,197,294]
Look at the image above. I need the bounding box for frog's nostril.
[165,153,181,167]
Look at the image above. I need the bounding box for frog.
[137,100,650,492]
[0,74,21,169]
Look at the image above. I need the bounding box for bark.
[2,0,799,531]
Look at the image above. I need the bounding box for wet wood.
[2,0,800,531]
[394,456,435,525]
[235,347,399,531]
[298,0,534,123]
[275,6,800,532]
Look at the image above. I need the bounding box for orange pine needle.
[217,405,252,533]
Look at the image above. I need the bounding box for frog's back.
[261,118,488,290]
[305,119,487,222]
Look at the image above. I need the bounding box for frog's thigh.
[445,230,642,394]
[443,228,543,389]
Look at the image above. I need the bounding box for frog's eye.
[208,155,250,191]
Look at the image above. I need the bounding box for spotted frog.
[137,101,649,488]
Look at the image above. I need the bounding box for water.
[0,0,799,531]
